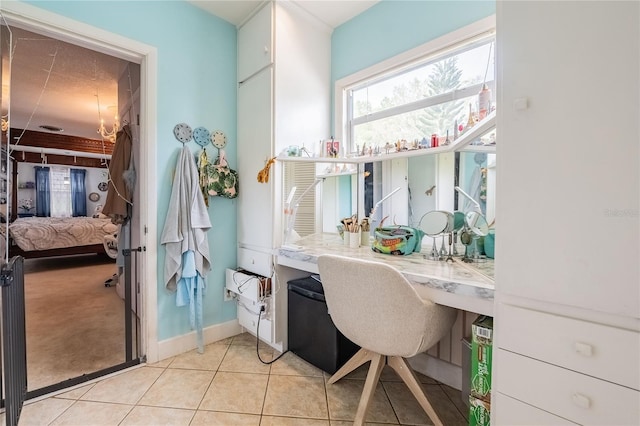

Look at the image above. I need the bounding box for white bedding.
[8,217,119,252]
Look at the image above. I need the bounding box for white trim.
[1,1,150,62]
[409,352,463,391]
[0,1,160,362]
[333,14,496,145]
[157,320,243,361]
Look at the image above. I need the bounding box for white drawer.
[237,295,272,343]
[225,268,271,303]
[237,247,272,278]
[496,349,640,425]
[494,392,578,425]
[498,303,640,390]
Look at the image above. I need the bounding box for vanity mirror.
[461,210,490,261]
[419,210,453,260]
[455,151,496,223]
[465,211,490,236]
[419,210,453,235]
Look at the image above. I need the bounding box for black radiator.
[1,256,27,426]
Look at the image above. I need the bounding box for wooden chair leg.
[328,348,375,384]
[388,356,443,426]
[353,353,385,426]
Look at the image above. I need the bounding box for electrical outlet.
[223,288,234,301]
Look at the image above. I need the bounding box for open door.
[0,20,144,403]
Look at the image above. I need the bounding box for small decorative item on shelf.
[431,134,439,148]
[326,138,339,158]
[478,83,492,120]
[466,103,476,130]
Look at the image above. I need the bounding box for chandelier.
[98,116,119,143]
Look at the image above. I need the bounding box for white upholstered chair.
[317,254,458,426]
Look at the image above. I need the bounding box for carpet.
[23,255,125,391]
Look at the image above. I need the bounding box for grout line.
[437,383,469,421]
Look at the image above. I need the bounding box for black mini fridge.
[287,276,359,374]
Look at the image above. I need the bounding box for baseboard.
[157,319,242,361]
[409,352,462,391]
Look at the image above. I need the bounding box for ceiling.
[2,25,130,142]
[2,1,378,145]
[188,0,378,28]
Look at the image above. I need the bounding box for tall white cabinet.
[494,2,639,424]
[236,1,330,349]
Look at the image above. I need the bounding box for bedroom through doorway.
[1,18,147,399]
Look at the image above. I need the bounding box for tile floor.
[5,333,469,426]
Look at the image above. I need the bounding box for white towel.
[161,145,211,292]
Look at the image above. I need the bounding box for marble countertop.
[277,233,495,312]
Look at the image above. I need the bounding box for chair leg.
[388,356,443,426]
[353,353,385,426]
[328,348,375,384]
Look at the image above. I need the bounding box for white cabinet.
[237,3,272,83]
[497,349,639,425]
[494,393,577,425]
[237,66,274,278]
[236,0,330,350]
[497,304,639,390]
[494,1,640,423]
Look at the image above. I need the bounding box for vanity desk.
[277,232,494,316]
[274,232,494,390]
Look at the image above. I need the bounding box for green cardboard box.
[469,395,491,426]
[471,315,493,403]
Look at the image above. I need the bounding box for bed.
[3,216,119,259]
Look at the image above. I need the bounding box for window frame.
[333,15,496,149]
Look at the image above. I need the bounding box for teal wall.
[332,0,496,83]
[24,1,239,341]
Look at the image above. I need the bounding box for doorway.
[0,2,157,402]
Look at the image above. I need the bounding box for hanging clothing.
[103,125,135,224]
[161,145,211,353]
[198,149,210,207]
[176,250,205,352]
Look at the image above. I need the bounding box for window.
[340,30,495,152]
[50,166,72,217]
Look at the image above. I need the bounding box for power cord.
[256,304,289,365]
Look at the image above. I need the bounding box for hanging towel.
[161,145,211,352]
[176,250,206,353]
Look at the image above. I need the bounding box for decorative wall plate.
[89,192,100,202]
[193,126,211,147]
[173,123,193,143]
[211,130,227,149]
[98,181,108,192]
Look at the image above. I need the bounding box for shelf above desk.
[277,111,495,165]
[275,233,494,316]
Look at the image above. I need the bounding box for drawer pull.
[571,393,591,409]
[574,341,593,357]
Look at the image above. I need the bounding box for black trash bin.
[287,276,359,374]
